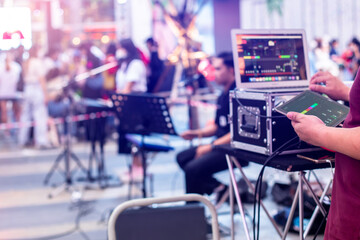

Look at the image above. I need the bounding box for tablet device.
[275,90,350,127]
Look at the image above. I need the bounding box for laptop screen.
[231,29,310,90]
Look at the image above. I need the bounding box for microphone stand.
[43,85,87,198]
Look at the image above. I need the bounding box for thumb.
[286,111,301,122]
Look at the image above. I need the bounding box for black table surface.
[214,144,334,172]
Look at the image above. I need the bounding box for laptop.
[231,29,310,92]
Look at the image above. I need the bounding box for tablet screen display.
[275,90,349,126]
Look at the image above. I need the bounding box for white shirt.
[0,61,21,97]
[115,59,147,93]
[24,58,46,84]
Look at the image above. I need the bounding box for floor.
[0,104,330,240]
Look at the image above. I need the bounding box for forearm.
[195,133,231,159]
[212,133,231,146]
[316,127,360,160]
[339,86,351,102]
[121,82,136,94]
[196,125,217,138]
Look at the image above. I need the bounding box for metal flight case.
[229,90,320,155]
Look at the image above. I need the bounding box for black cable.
[252,136,300,240]
[312,212,329,240]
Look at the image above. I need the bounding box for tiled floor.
[0,104,330,239]
[0,136,330,240]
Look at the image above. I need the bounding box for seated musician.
[176,52,245,205]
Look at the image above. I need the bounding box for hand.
[195,144,212,159]
[180,130,198,140]
[309,71,350,101]
[286,112,327,147]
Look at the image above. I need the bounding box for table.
[215,144,334,240]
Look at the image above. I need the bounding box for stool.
[125,134,174,199]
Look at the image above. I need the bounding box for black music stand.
[111,93,177,198]
[81,98,113,188]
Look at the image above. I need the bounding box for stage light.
[101,35,110,44]
[72,37,81,46]
[117,0,127,4]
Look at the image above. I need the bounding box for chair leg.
[127,156,133,200]
[215,188,230,209]
[149,173,154,197]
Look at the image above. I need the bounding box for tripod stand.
[43,90,87,198]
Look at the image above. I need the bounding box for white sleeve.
[125,60,146,83]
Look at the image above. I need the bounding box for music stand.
[81,98,114,188]
[111,93,177,198]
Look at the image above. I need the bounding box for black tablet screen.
[275,90,349,126]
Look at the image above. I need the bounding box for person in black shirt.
[145,37,164,93]
[176,52,239,204]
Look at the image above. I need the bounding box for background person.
[287,70,360,239]
[115,38,147,94]
[176,52,241,204]
[115,38,147,181]
[0,51,21,124]
[18,45,50,149]
[145,37,164,93]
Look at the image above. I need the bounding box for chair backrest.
[108,194,220,240]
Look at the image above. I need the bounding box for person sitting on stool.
[176,52,242,205]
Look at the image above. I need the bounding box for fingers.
[310,71,329,85]
[309,83,326,93]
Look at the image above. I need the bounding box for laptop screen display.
[231,29,310,90]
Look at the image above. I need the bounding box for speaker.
[113,204,207,240]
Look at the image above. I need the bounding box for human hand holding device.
[286,112,327,147]
[275,90,349,127]
[310,71,350,101]
[276,90,350,151]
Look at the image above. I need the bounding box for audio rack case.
[229,90,320,155]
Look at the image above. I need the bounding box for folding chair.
[107,194,220,240]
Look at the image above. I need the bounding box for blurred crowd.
[309,36,360,81]
[0,34,359,150]
[0,37,165,149]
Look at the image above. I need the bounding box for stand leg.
[43,151,66,185]
[299,172,304,240]
[141,149,147,198]
[88,142,95,180]
[301,174,327,216]
[304,178,332,238]
[225,155,251,240]
[282,186,300,240]
[98,140,107,187]
[229,172,235,240]
[70,151,87,173]
[231,156,283,237]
